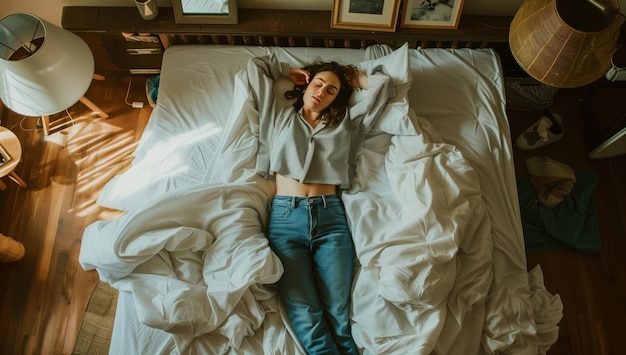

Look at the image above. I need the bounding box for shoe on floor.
[515,110,564,150]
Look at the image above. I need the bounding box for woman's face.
[303,71,341,112]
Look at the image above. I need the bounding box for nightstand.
[0,126,27,189]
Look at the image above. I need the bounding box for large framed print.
[331,0,401,32]
[401,0,464,29]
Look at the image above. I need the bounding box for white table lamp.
[0,13,107,135]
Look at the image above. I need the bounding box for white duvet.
[80,46,561,354]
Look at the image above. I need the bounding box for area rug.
[72,281,118,355]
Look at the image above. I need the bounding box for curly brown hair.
[285,61,355,128]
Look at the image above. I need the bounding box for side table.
[0,126,27,189]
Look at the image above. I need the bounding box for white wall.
[0,0,624,27]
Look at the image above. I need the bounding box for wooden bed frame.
[62,7,518,74]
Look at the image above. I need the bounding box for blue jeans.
[268,195,358,355]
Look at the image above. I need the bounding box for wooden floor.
[0,73,152,355]
[0,74,624,355]
[509,86,626,355]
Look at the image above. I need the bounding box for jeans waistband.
[273,194,342,208]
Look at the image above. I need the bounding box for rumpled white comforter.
[346,126,492,354]
[80,59,550,354]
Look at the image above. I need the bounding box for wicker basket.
[0,233,25,262]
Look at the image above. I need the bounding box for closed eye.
[314,78,338,95]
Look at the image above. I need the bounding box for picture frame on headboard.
[331,0,401,32]
[400,0,464,29]
[172,0,238,24]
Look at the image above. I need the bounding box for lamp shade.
[509,0,623,88]
[0,13,94,116]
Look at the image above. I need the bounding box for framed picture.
[173,0,238,24]
[331,0,401,32]
[401,0,464,29]
[0,144,11,166]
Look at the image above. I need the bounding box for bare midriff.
[275,174,338,197]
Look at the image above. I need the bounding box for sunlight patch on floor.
[57,116,140,218]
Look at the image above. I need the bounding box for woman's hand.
[289,68,310,85]
[345,65,368,89]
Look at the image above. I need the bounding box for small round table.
[0,126,27,188]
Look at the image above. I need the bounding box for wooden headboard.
[62,7,515,73]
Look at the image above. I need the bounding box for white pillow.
[356,43,416,136]
[97,70,263,212]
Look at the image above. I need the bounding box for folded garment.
[525,156,576,208]
[517,173,600,254]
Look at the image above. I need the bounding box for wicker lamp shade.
[509,0,623,88]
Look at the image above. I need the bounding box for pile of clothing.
[517,156,600,253]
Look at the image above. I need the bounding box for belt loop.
[321,195,327,208]
[291,196,296,209]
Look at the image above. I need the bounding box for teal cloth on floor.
[517,173,600,254]
[146,75,160,108]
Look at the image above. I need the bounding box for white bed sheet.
[83,44,563,354]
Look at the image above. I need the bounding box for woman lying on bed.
[246,55,395,354]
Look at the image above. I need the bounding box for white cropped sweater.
[246,55,394,189]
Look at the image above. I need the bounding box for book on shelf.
[126,47,162,55]
[124,34,162,55]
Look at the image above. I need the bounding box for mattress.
[80,44,563,354]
